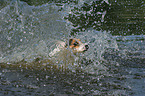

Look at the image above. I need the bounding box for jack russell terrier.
[47,38,89,68]
[49,38,89,57]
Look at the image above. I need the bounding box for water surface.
[0,0,145,95]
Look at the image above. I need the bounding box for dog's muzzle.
[84,45,89,52]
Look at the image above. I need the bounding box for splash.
[74,29,118,74]
[0,0,118,74]
[0,0,69,63]
[75,29,118,60]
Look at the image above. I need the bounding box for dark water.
[0,0,145,96]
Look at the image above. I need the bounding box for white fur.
[49,41,66,57]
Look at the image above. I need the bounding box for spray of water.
[0,0,118,74]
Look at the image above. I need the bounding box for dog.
[48,38,89,69]
[49,38,89,57]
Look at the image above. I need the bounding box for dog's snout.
[84,45,89,52]
[85,45,89,49]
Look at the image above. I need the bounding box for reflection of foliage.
[105,1,145,35]
[65,0,110,35]
[21,0,145,35]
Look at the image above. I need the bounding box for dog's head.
[67,38,89,53]
[49,38,89,57]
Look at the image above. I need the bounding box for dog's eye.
[73,42,78,46]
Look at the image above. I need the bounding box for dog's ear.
[75,38,81,41]
[69,39,73,45]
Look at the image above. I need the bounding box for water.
[0,0,69,63]
[0,0,145,95]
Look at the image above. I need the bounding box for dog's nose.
[84,45,89,51]
[85,45,89,50]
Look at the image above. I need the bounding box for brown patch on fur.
[69,38,81,49]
